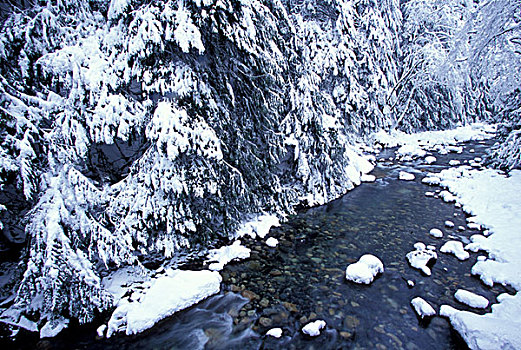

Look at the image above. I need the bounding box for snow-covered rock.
[265,237,279,247]
[345,254,384,284]
[455,289,489,309]
[399,171,415,181]
[106,270,221,337]
[449,160,461,166]
[440,240,469,260]
[445,220,455,228]
[361,174,376,183]
[422,176,441,185]
[266,327,283,338]
[97,324,107,338]
[467,222,481,230]
[396,144,427,159]
[425,191,435,197]
[411,297,436,318]
[406,242,437,276]
[206,240,251,271]
[429,228,443,238]
[424,156,437,164]
[302,320,326,337]
[439,190,456,203]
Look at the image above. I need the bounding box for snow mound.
[429,228,443,238]
[440,240,470,260]
[206,240,251,271]
[302,320,326,337]
[406,242,437,276]
[424,156,437,164]
[266,327,283,338]
[345,254,384,284]
[411,297,436,318]
[455,289,489,309]
[399,171,415,181]
[106,270,221,336]
[265,237,279,247]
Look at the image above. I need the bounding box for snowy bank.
[106,269,221,336]
[432,166,521,348]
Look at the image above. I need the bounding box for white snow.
[302,320,326,337]
[266,327,283,338]
[425,191,435,197]
[440,240,470,260]
[424,156,437,164]
[106,269,221,337]
[429,228,444,238]
[361,174,376,182]
[206,240,251,271]
[449,160,461,166]
[467,222,481,230]
[40,317,69,338]
[236,214,280,239]
[265,237,279,247]
[399,171,415,181]
[411,297,436,318]
[345,254,384,284]
[455,289,489,309]
[396,144,427,159]
[406,242,437,276]
[407,280,415,287]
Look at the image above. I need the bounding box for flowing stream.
[4,139,512,350]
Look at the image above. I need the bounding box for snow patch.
[424,156,437,164]
[206,240,251,271]
[236,215,280,239]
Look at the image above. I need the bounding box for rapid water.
[4,139,511,350]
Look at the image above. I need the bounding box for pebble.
[344,315,360,329]
[259,317,272,327]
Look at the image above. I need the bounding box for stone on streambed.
[406,242,437,276]
[345,254,384,284]
[302,320,326,337]
[411,297,436,318]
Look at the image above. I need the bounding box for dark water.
[4,139,511,350]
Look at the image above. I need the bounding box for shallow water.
[4,139,511,350]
